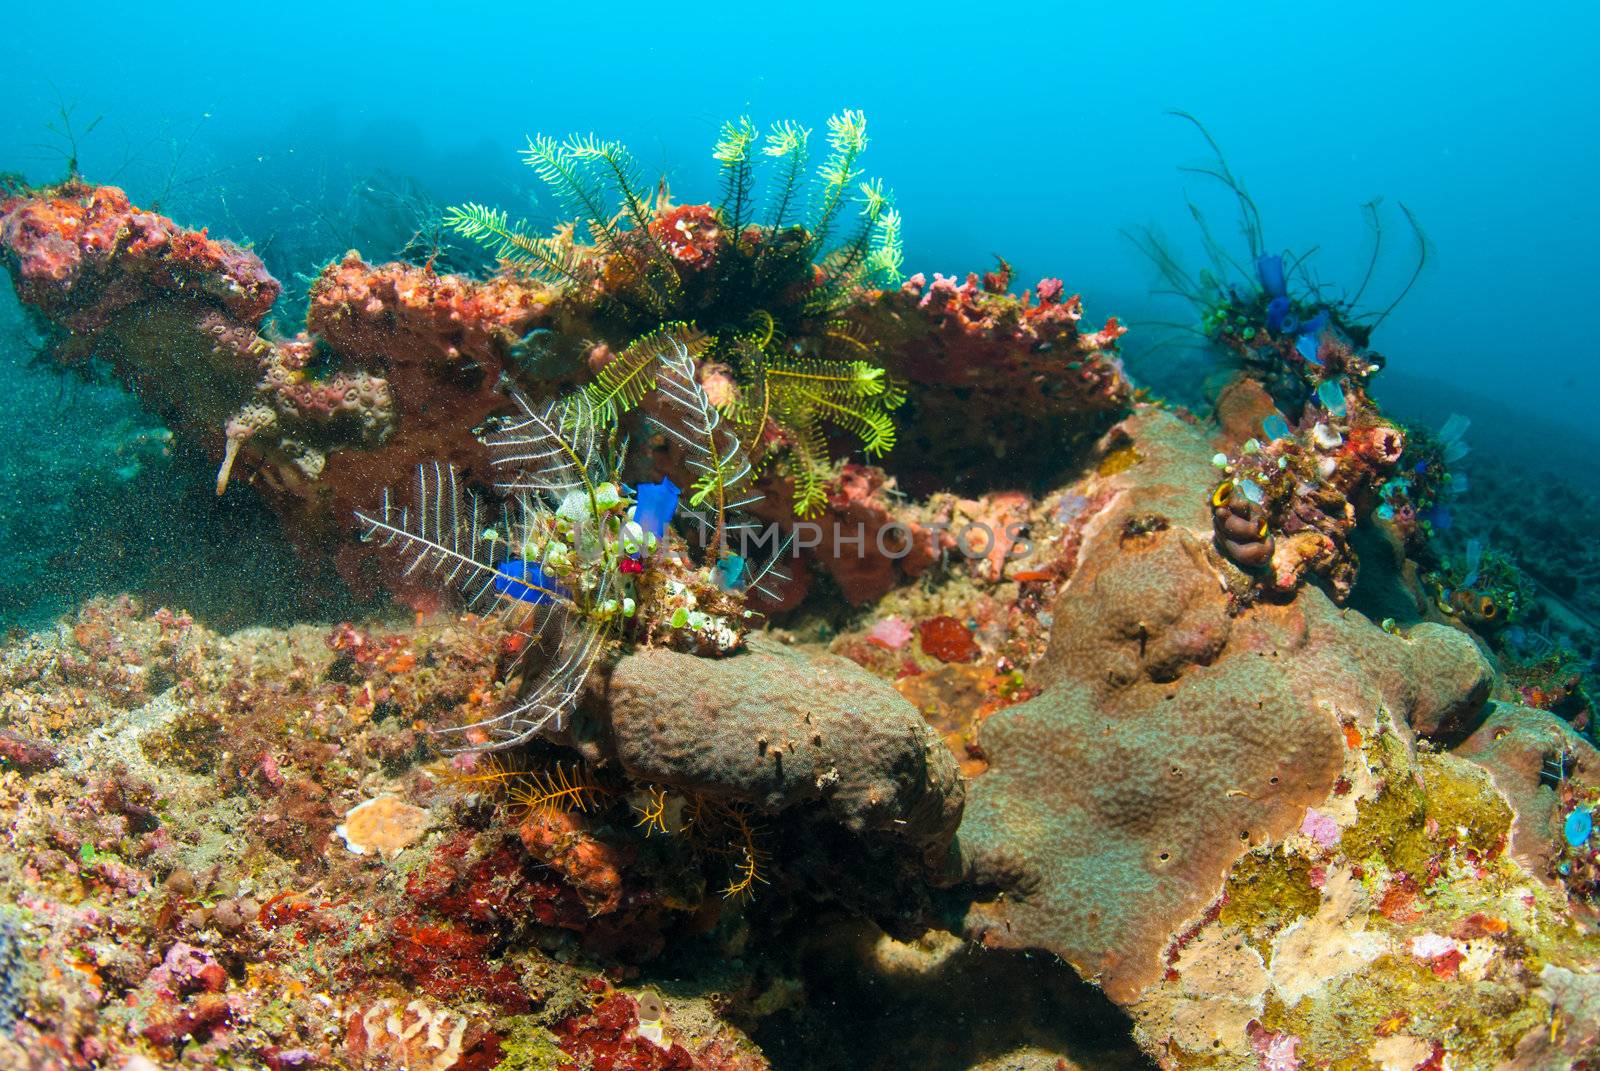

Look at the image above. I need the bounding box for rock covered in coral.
[583,636,963,871]
[0,184,573,595]
[952,406,1600,1067]
[0,182,400,527]
[1128,730,1600,1069]
[0,181,278,328]
[0,598,810,1067]
[0,179,1127,619]
[1457,701,1600,882]
[850,270,1131,496]
[304,253,558,540]
[6,139,1599,1071]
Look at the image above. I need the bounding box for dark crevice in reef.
[748,915,1155,1071]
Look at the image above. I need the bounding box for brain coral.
[957,408,1494,1004]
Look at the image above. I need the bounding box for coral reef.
[445,114,907,517]
[950,407,1600,1067]
[1,156,1130,612]
[4,115,1599,1071]
[1126,731,1600,1070]
[1207,377,1407,602]
[957,409,1491,995]
[3,402,1597,1070]
[0,599,854,1067]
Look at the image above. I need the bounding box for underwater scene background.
[2,1,1596,628]
[1,2,1599,1069]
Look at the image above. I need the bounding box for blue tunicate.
[1437,415,1471,462]
[1262,414,1291,441]
[1316,380,1347,417]
[1237,477,1265,505]
[1256,253,1287,298]
[1422,506,1453,531]
[1296,331,1322,366]
[494,560,565,604]
[631,477,681,538]
[1265,296,1291,334]
[1565,807,1593,848]
[715,554,747,591]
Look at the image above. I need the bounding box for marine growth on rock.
[0,98,1596,1071]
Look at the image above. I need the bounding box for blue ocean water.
[0,0,1595,624]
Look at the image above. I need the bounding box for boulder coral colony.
[0,113,1597,1070]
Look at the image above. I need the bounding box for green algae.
[493,1018,568,1071]
[1341,736,1511,877]
[1264,954,1547,1071]
[1417,753,1513,858]
[1218,847,1320,953]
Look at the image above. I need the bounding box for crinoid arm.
[769,356,899,454]
[442,202,591,288]
[740,529,796,603]
[806,181,903,312]
[355,462,594,751]
[354,461,571,625]
[443,576,615,751]
[484,387,601,500]
[714,115,759,240]
[649,332,761,538]
[577,325,693,425]
[507,761,611,817]
[521,133,681,316]
[807,110,869,256]
[760,119,812,234]
[645,330,797,590]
